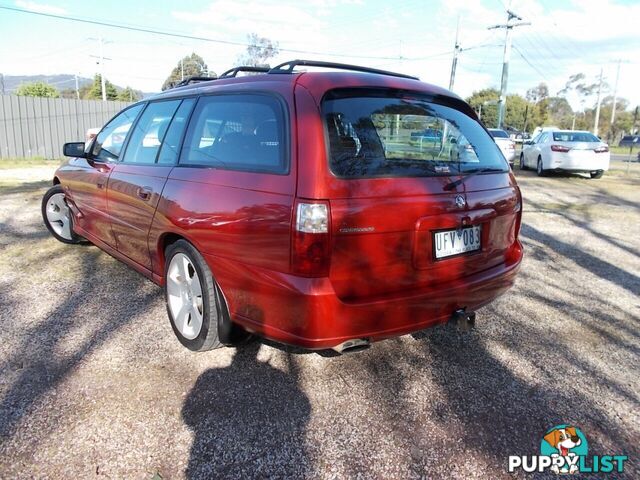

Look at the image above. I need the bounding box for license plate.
[433,225,482,259]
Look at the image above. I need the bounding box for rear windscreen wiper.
[444,168,505,191]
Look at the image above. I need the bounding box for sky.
[0,0,639,111]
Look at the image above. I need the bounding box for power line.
[512,43,551,83]
[0,4,415,61]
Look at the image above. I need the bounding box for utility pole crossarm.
[488,21,531,30]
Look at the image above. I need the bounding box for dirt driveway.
[0,165,638,479]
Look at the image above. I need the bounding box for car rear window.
[322,89,508,178]
[489,129,510,138]
[552,132,599,142]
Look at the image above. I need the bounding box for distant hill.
[0,74,155,98]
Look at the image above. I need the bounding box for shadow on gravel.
[409,325,636,478]
[0,180,50,195]
[182,342,311,479]
[521,223,640,296]
[525,198,640,259]
[0,245,160,443]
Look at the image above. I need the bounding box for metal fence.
[0,95,132,159]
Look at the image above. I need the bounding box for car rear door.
[64,104,144,246]
[107,98,194,270]
[297,87,522,301]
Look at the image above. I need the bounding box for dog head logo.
[541,425,589,475]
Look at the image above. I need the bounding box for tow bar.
[450,308,476,332]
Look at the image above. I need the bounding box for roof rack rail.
[172,75,217,88]
[268,59,419,80]
[219,66,270,78]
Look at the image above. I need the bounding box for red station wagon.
[42,60,523,353]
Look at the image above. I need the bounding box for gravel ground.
[0,165,638,479]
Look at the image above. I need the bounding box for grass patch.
[610,146,639,155]
[608,162,640,178]
[0,157,63,169]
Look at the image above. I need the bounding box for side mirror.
[524,140,533,145]
[63,142,88,158]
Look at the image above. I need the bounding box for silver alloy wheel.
[45,193,73,240]
[166,253,205,340]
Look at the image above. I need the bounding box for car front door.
[525,133,541,168]
[64,104,144,246]
[107,98,194,270]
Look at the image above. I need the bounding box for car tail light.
[508,142,515,150]
[550,144,570,152]
[514,188,523,239]
[292,201,330,276]
[594,145,609,153]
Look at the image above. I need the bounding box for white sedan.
[488,128,516,166]
[520,130,610,178]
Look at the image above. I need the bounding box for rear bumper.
[548,154,610,172]
[207,241,523,350]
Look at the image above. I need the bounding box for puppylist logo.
[508,424,628,475]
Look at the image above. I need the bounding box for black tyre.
[164,240,225,351]
[590,170,604,179]
[536,157,546,177]
[519,153,527,170]
[41,184,81,244]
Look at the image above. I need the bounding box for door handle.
[136,186,153,201]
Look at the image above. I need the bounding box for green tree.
[466,88,500,128]
[558,73,608,113]
[526,83,549,104]
[504,93,531,131]
[162,53,213,91]
[117,86,142,102]
[545,97,574,129]
[59,88,78,99]
[236,33,279,67]
[15,81,59,98]
[86,74,118,100]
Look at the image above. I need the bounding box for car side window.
[157,98,196,165]
[180,94,287,174]
[121,100,182,164]
[538,133,548,144]
[92,104,144,162]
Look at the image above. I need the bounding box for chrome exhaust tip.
[332,338,370,354]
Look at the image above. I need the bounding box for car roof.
[553,130,592,134]
[149,64,463,106]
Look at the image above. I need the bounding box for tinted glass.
[92,104,144,161]
[181,94,286,174]
[157,98,195,165]
[323,90,507,178]
[121,100,181,164]
[552,131,599,142]
[489,129,510,138]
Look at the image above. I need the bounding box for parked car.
[410,127,443,144]
[488,128,516,167]
[42,60,523,353]
[511,131,531,143]
[520,130,610,178]
[618,135,640,148]
[531,126,559,138]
